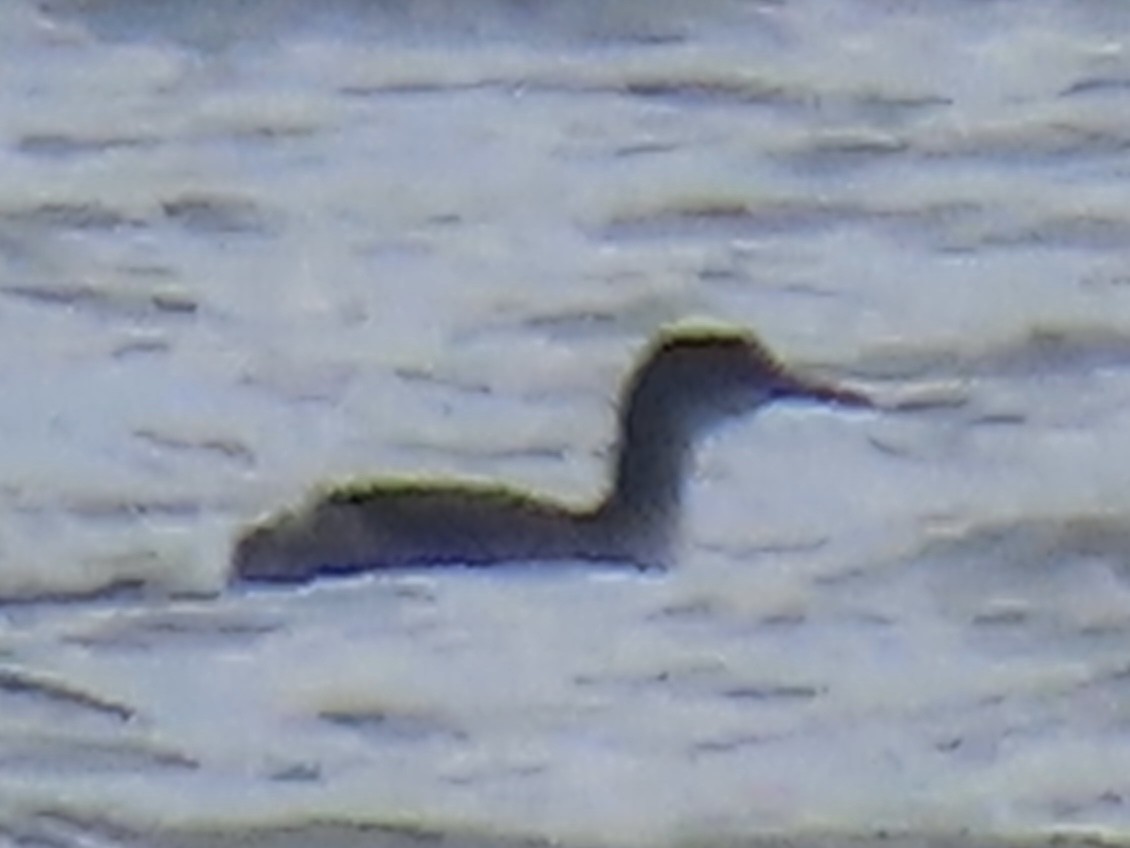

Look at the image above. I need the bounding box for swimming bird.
[233,325,870,583]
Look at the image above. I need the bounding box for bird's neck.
[598,397,693,558]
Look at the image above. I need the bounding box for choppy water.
[4,0,1130,845]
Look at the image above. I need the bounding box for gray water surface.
[4,0,1130,844]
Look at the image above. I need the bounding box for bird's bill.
[769,370,873,409]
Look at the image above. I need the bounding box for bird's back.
[233,480,646,582]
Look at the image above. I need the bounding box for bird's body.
[250,482,647,576]
[233,325,869,583]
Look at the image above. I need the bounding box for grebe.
[233,326,870,582]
